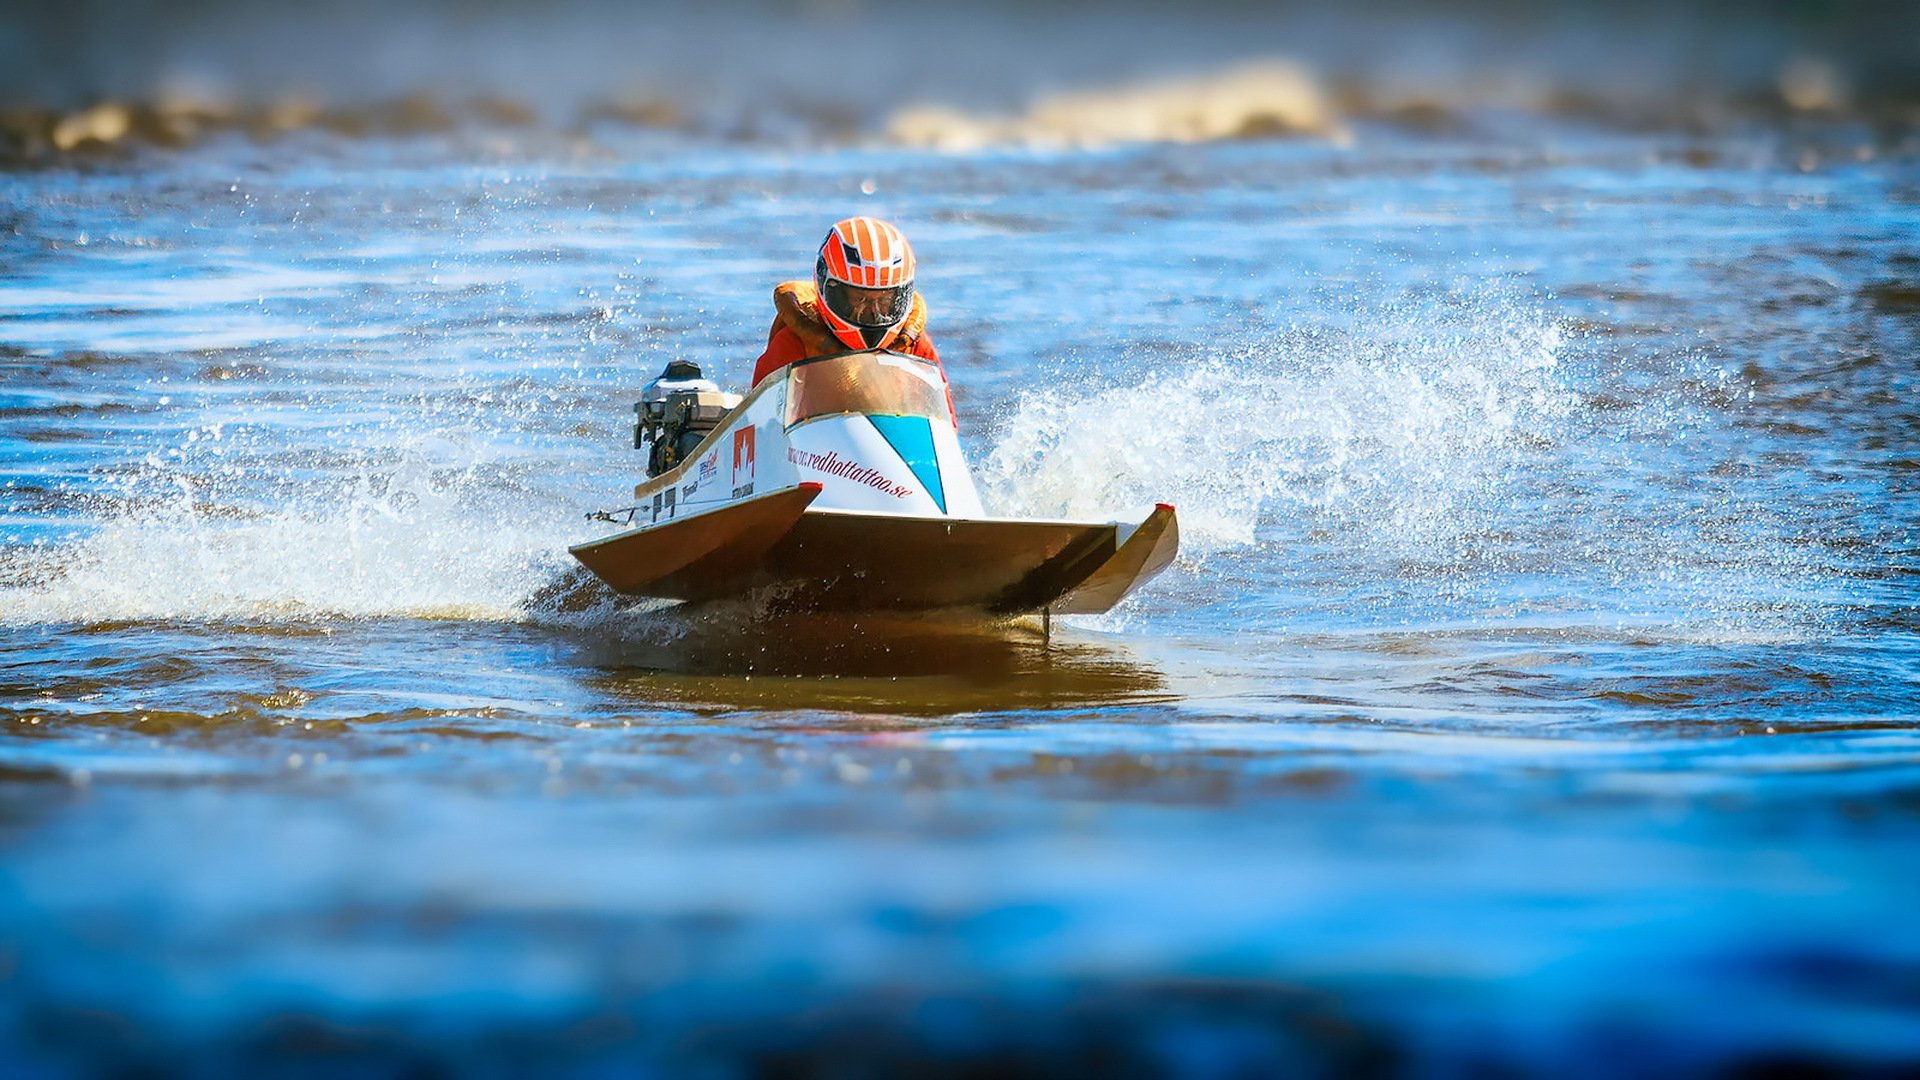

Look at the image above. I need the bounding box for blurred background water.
[2,0,1918,1075]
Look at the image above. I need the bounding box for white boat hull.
[571,350,1177,614]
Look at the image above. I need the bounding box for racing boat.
[569,350,1178,614]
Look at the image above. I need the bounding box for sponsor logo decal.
[786,447,915,499]
[731,427,756,492]
[698,452,718,483]
[648,487,681,523]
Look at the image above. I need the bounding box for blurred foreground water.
[2,3,1919,1074]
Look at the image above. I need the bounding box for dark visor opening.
[821,278,914,328]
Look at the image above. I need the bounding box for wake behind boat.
[570,350,1178,614]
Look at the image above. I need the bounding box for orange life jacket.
[768,280,929,357]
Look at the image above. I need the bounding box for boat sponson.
[1051,503,1180,615]
[758,509,1121,612]
[570,490,1177,613]
[568,483,824,596]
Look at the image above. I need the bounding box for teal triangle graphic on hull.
[868,415,946,513]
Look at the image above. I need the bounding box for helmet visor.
[821,278,915,329]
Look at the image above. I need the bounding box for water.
[3,6,1919,1073]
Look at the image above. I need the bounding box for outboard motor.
[635,360,741,477]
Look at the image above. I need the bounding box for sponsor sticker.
[698,452,718,483]
[786,447,915,499]
[731,427,756,492]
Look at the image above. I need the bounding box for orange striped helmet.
[814,216,917,351]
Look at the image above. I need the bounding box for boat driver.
[750,216,944,388]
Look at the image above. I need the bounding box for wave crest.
[887,62,1337,152]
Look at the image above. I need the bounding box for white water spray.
[1,424,576,626]
[979,297,1574,557]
